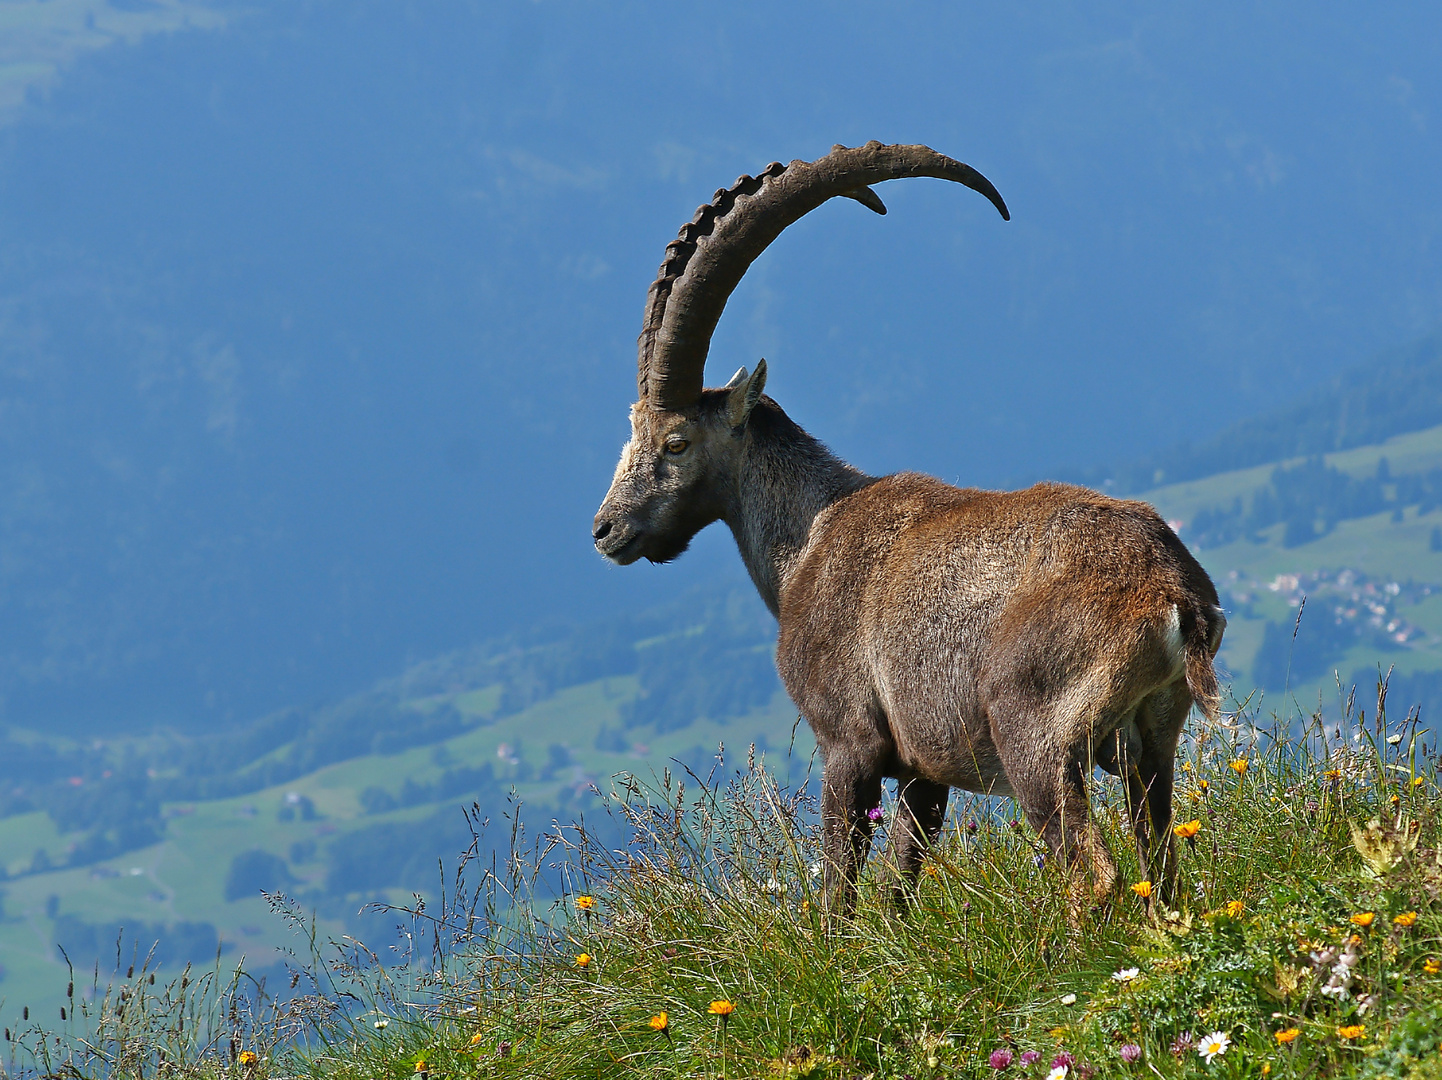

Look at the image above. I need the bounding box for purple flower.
[1051,1052,1075,1069]
[1033,852,1046,868]
[1169,1032,1194,1057]
[866,806,884,822]
[1019,1051,1042,1066]
[989,1048,1014,1069]
[966,819,979,834]
[1120,1044,1142,1064]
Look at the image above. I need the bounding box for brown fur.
[595,376,1225,916]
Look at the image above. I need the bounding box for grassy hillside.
[4,705,1440,1078]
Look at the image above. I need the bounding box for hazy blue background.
[1,0,1439,733]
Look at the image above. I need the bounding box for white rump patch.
[1164,604,1185,673]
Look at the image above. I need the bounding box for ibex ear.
[725,358,767,432]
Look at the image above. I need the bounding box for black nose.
[592,518,612,541]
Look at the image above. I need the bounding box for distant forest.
[1060,335,1442,494]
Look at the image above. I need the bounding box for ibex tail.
[1183,603,1227,722]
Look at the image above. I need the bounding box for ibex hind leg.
[1135,683,1191,906]
[819,753,883,918]
[1098,718,1154,898]
[991,705,1119,922]
[886,777,949,913]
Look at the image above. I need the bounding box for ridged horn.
[637,141,1009,410]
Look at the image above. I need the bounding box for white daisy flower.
[1112,966,1141,983]
[1047,1067,1068,1080]
[1197,1030,1230,1063]
[1060,993,1078,1005]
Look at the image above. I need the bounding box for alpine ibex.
[593,142,1225,914]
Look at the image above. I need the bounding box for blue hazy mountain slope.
[0,1,1439,731]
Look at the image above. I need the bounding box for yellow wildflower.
[1338,1025,1365,1040]
[1174,819,1202,839]
[469,1032,484,1047]
[1230,758,1248,775]
[1225,900,1244,918]
[708,1000,735,1017]
[649,1011,669,1031]
[414,1062,428,1075]
[575,953,592,967]
[1130,880,1153,898]
[1262,1064,1272,1077]
[238,1051,259,1066]
[1393,911,1418,927]
[1412,775,1426,788]
[1350,912,1376,928]
[575,894,596,911]
[1274,1028,1300,1044]
[1323,769,1342,780]
[1199,779,1210,792]
[1182,761,1193,772]
[1423,957,1440,974]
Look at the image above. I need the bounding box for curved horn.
[637,141,1009,410]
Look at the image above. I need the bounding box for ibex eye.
[665,440,689,454]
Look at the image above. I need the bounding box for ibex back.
[593,142,1226,915]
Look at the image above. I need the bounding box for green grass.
[6,696,1439,1078]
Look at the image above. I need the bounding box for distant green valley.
[1150,419,1442,716]
[0,589,811,1018]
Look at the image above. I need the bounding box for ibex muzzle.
[595,142,1225,917]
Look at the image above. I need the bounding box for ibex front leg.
[819,752,882,917]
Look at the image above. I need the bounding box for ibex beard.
[593,142,1226,919]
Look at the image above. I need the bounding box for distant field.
[1146,421,1442,523]
[1144,421,1442,711]
[0,666,813,1020]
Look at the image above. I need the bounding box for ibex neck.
[723,403,871,617]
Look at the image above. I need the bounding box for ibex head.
[592,142,1009,565]
[592,364,768,565]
